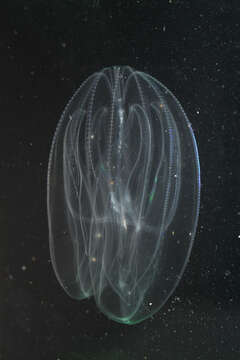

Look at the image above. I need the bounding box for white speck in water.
[224,270,231,277]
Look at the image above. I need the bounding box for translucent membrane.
[47,66,200,325]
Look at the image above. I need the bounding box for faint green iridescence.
[149,192,154,203]
[149,176,158,203]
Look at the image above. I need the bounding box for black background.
[0,1,239,359]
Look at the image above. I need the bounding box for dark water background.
[0,1,239,359]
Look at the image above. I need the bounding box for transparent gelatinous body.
[47,66,200,325]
